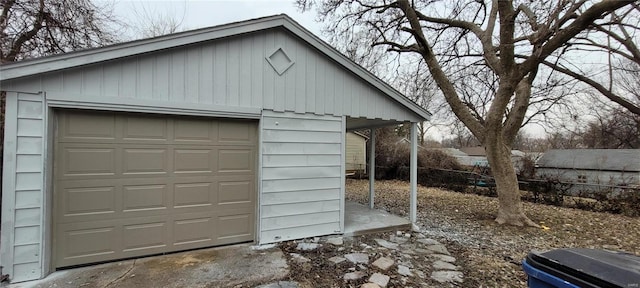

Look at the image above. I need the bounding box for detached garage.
[0,14,430,282]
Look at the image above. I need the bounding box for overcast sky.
[111,0,322,39]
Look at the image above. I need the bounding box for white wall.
[1,92,46,282]
[260,110,343,243]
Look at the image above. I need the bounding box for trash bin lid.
[527,248,640,287]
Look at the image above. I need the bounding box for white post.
[410,122,418,225]
[369,128,376,209]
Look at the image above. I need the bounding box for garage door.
[53,110,257,267]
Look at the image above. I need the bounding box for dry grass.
[346,179,640,287]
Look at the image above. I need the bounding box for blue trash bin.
[522,248,640,288]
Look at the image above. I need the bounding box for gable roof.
[459,146,486,156]
[426,148,468,157]
[537,149,640,172]
[0,14,430,121]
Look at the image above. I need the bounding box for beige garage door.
[53,110,257,268]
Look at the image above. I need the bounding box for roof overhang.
[0,14,431,121]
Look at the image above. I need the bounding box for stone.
[361,283,381,288]
[296,243,321,251]
[328,256,346,264]
[398,260,413,269]
[360,243,373,249]
[326,237,344,246]
[368,273,390,288]
[289,253,310,263]
[338,247,346,252]
[426,244,450,255]
[415,270,425,278]
[252,244,277,250]
[344,271,367,281]
[397,265,413,276]
[417,238,440,245]
[389,235,408,244]
[256,281,300,288]
[372,257,394,270]
[431,254,456,263]
[403,233,411,238]
[345,253,369,264]
[431,271,463,283]
[414,248,432,254]
[374,239,400,250]
[396,231,403,236]
[433,260,458,270]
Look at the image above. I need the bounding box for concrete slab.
[8,244,288,288]
[344,202,411,236]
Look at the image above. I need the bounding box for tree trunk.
[484,133,539,227]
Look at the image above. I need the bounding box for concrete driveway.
[6,244,288,288]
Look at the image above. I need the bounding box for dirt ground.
[342,179,640,287]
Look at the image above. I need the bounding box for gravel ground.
[346,179,640,287]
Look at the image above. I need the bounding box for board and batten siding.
[1,92,46,282]
[4,28,421,123]
[260,110,343,243]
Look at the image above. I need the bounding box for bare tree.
[126,1,186,39]
[1,0,120,63]
[298,0,639,226]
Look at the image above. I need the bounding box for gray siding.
[1,92,45,282]
[5,29,421,123]
[260,111,342,243]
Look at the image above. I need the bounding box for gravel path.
[346,179,640,287]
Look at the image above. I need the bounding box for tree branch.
[542,60,640,115]
[396,0,486,140]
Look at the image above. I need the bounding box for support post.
[410,122,418,226]
[368,128,376,209]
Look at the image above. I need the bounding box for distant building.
[346,132,367,174]
[535,149,640,191]
[456,146,526,169]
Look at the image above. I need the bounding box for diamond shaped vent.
[266,47,294,75]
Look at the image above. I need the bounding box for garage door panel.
[122,148,169,175]
[57,111,117,142]
[122,114,169,142]
[173,182,214,208]
[57,224,118,263]
[218,213,253,241]
[173,118,215,143]
[122,222,168,252]
[173,216,215,246]
[218,149,255,173]
[173,149,215,173]
[54,110,257,268]
[218,181,253,204]
[122,184,168,212]
[60,147,116,177]
[218,121,256,144]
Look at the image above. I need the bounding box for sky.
[110,0,322,38]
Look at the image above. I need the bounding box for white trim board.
[45,92,262,119]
